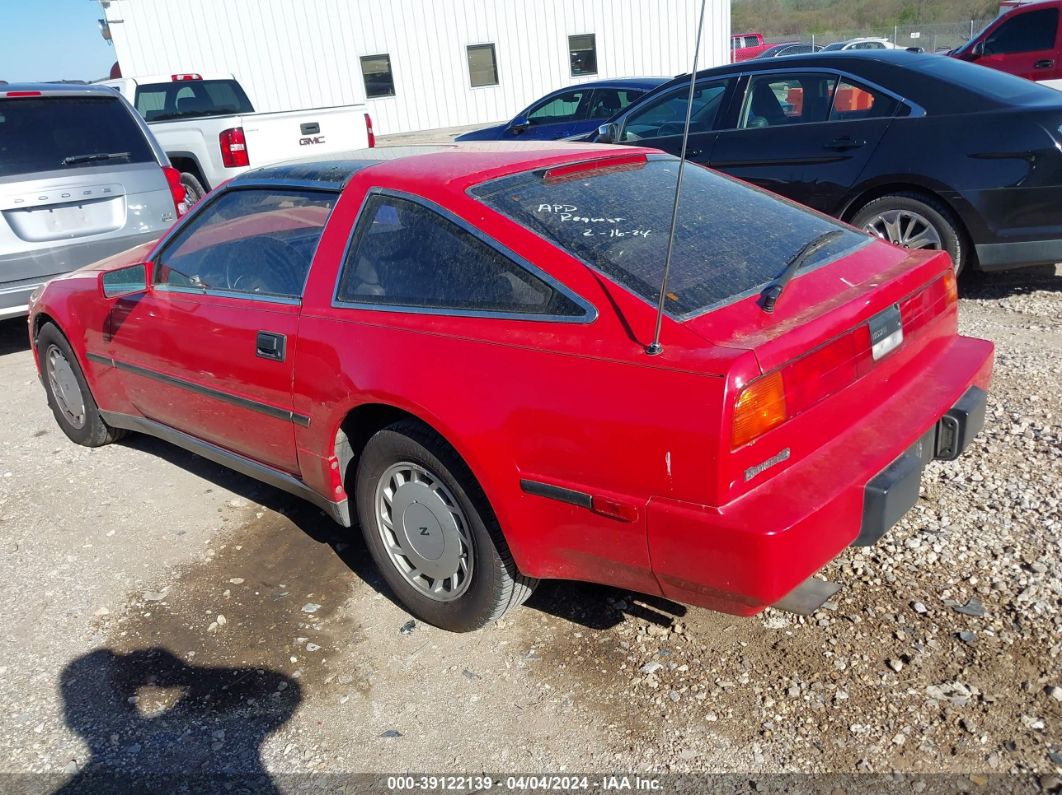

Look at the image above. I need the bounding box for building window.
[360,54,395,99]
[569,34,598,76]
[467,44,499,88]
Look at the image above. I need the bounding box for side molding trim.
[520,478,593,510]
[88,354,311,427]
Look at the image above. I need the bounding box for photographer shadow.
[57,647,299,794]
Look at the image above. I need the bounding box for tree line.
[732,0,1000,35]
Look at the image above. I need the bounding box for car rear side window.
[829,78,898,121]
[740,74,838,128]
[588,88,643,120]
[470,156,866,318]
[336,194,587,318]
[0,95,155,178]
[155,188,336,300]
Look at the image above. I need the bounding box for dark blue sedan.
[455,78,669,142]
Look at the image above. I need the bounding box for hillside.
[732,0,999,36]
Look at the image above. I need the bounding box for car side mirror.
[100,263,148,298]
[597,122,620,144]
[971,40,986,59]
[509,116,531,134]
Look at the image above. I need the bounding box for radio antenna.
[646,0,708,356]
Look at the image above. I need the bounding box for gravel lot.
[0,264,1058,790]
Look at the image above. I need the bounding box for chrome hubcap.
[863,209,943,251]
[46,345,86,429]
[375,462,473,602]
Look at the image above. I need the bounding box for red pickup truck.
[731,32,775,62]
[951,0,1062,89]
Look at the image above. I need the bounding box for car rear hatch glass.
[0,94,177,287]
[469,154,868,318]
[0,95,155,178]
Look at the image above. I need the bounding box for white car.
[820,37,899,52]
[101,73,374,205]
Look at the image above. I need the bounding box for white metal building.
[97,0,730,135]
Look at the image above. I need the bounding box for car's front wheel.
[851,193,970,275]
[36,323,124,448]
[354,420,537,632]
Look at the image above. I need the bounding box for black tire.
[850,193,971,275]
[36,323,124,448]
[354,420,537,632]
[179,172,207,207]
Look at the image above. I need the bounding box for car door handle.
[824,137,866,151]
[256,331,286,362]
[1035,59,1055,69]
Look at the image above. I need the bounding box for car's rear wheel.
[179,173,207,207]
[354,420,537,632]
[851,193,969,275]
[36,323,124,448]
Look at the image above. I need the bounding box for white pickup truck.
[101,73,374,204]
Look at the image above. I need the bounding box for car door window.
[740,74,838,128]
[336,194,586,317]
[620,79,731,141]
[155,189,337,299]
[829,78,899,121]
[987,8,1059,54]
[587,88,643,120]
[527,90,590,124]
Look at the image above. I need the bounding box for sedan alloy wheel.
[862,209,943,251]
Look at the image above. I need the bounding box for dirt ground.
[0,265,1058,792]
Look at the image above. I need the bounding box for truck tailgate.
[242,107,370,164]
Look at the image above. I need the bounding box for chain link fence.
[762,20,993,54]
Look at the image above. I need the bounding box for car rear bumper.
[855,385,986,547]
[646,336,993,616]
[974,238,1062,271]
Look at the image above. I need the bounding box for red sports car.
[27,144,993,632]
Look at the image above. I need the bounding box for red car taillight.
[219,127,249,168]
[162,165,188,216]
[731,271,957,450]
[365,113,375,148]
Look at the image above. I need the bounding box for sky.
[0,0,116,83]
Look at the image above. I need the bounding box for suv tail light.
[162,166,188,216]
[732,371,788,449]
[365,113,375,148]
[219,127,249,168]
